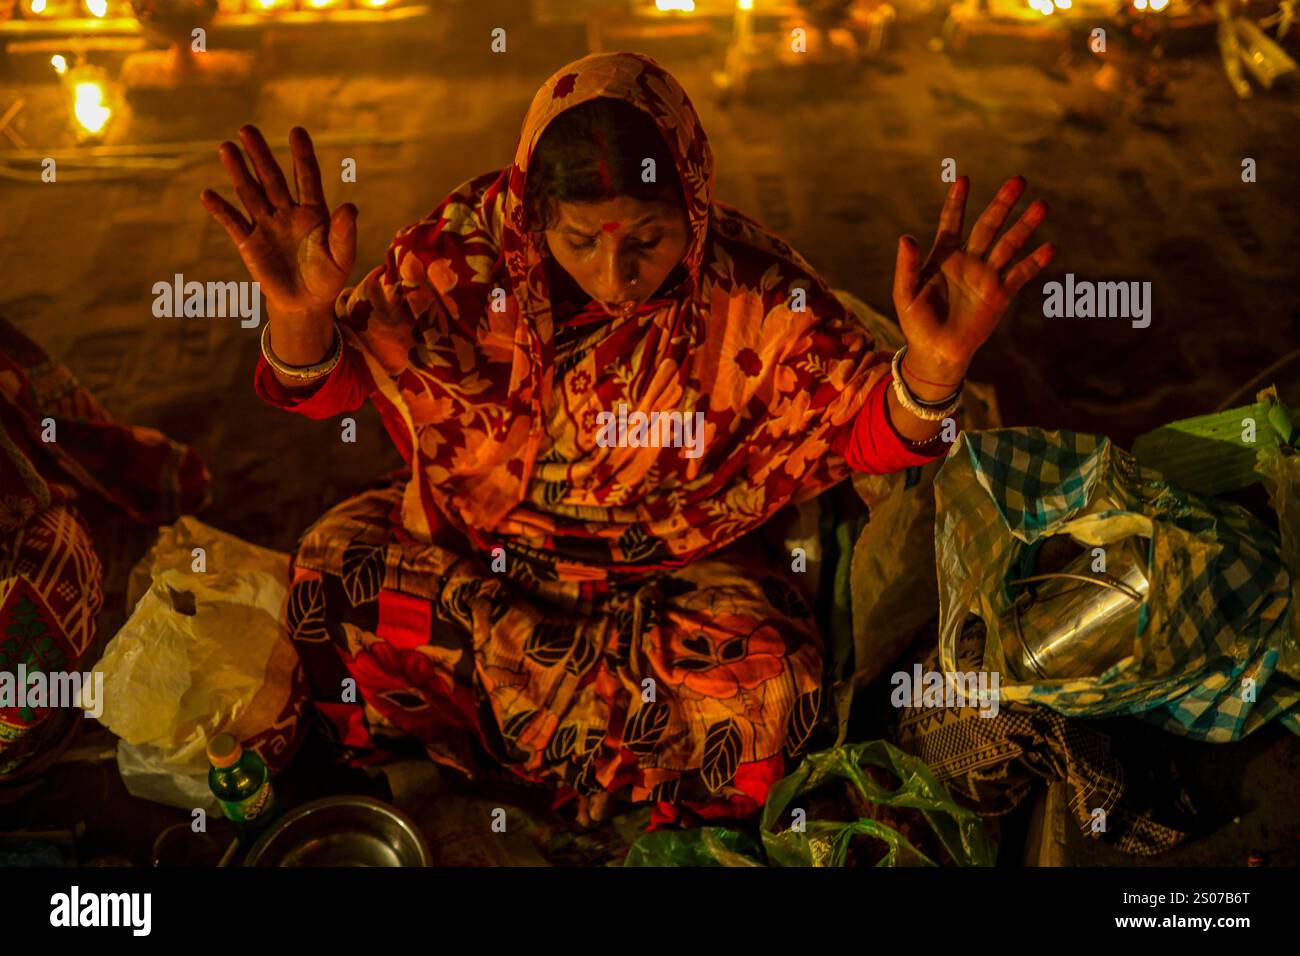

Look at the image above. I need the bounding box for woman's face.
[543,195,689,318]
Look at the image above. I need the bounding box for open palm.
[893,176,1053,376]
[200,125,357,317]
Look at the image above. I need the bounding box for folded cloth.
[890,618,1197,856]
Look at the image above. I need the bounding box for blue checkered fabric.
[934,428,1300,743]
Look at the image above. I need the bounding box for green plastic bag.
[622,827,764,867]
[624,741,995,867]
[759,740,996,867]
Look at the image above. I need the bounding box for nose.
[598,249,639,303]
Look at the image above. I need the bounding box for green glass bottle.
[207,733,280,839]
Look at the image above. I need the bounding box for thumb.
[328,202,358,274]
[892,234,920,309]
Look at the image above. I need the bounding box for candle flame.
[86,0,108,16]
[73,81,112,135]
[51,54,68,74]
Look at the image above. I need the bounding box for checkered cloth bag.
[933,428,1300,742]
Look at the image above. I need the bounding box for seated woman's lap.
[284,482,824,818]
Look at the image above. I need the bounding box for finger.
[925,176,968,264]
[328,202,358,274]
[1003,242,1055,297]
[291,126,327,207]
[987,199,1049,273]
[199,188,252,244]
[893,234,922,308]
[218,140,274,220]
[238,124,293,207]
[965,175,1027,259]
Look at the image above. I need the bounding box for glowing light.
[1134,0,1148,8]
[1028,0,1054,13]
[1054,0,1071,8]
[51,54,68,75]
[73,81,112,136]
[1149,0,1169,8]
[30,0,48,13]
[358,0,393,7]
[738,0,754,9]
[304,0,337,8]
[86,0,107,16]
[655,0,696,11]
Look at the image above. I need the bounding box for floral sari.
[257,52,942,825]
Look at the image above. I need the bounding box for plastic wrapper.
[934,428,1300,741]
[93,517,307,813]
[759,740,996,867]
[624,740,993,867]
[622,827,765,867]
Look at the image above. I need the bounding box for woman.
[201,52,1051,827]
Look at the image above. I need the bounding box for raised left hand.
[892,175,1054,386]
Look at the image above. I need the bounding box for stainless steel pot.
[243,796,431,867]
[999,535,1151,681]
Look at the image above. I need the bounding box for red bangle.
[901,356,963,390]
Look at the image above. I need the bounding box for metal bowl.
[243,796,431,867]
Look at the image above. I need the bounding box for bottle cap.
[207,733,242,769]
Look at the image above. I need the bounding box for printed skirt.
[285,481,824,825]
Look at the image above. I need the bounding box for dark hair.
[524,97,683,232]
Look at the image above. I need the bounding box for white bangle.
[890,347,962,421]
[261,323,342,385]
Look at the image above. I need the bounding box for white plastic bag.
[93,517,306,812]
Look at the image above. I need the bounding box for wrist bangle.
[891,347,962,421]
[261,323,342,385]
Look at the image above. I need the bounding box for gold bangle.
[261,323,342,385]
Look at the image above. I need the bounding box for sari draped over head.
[334,51,891,586]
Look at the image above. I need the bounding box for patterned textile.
[258,53,946,822]
[287,482,824,825]
[893,620,1193,856]
[934,427,1300,742]
[297,51,915,577]
[0,317,208,772]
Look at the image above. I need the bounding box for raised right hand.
[201,125,357,335]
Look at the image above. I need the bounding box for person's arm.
[256,303,371,418]
[833,368,950,474]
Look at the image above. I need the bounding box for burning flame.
[1028,0,1074,14]
[86,0,108,16]
[738,0,754,9]
[73,81,112,135]
[30,0,48,12]
[305,0,338,8]
[655,0,696,11]
[358,0,393,7]
[51,54,68,74]
[1135,0,1169,8]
